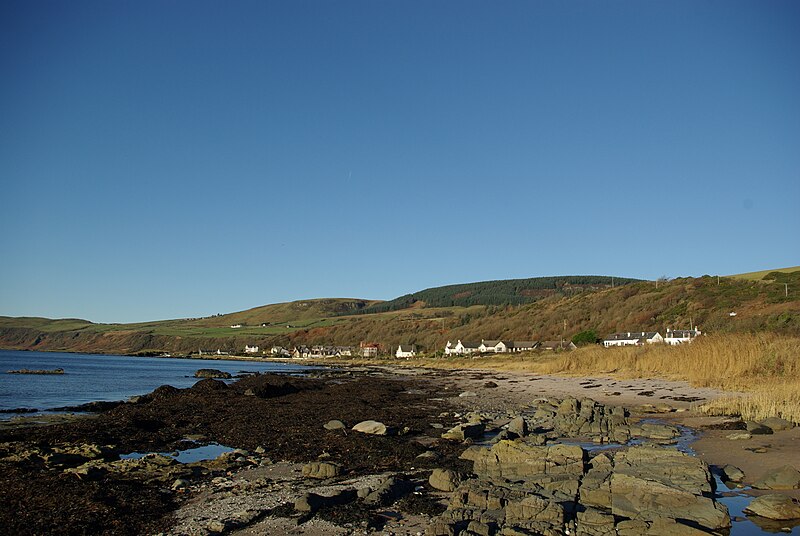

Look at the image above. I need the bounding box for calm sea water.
[0,349,317,416]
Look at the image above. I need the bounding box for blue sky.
[1,1,798,323]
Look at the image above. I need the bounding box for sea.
[0,349,317,417]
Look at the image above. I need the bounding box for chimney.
[627,332,630,337]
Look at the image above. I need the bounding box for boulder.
[610,447,730,532]
[429,468,463,492]
[323,420,346,431]
[743,494,800,520]
[352,420,393,436]
[363,476,414,506]
[471,441,584,481]
[442,422,485,441]
[759,417,795,432]
[507,416,528,437]
[721,464,745,483]
[726,432,752,440]
[746,421,774,435]
[752,465,800,490]
[611,473,730,531]
[294,489,357,513]
[301,461,342,479]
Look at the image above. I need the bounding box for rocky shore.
[1,367,798,535]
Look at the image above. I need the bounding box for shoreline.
[1,357,798,534]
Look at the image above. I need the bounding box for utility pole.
[786,283,789,298]
[717,275,720,286]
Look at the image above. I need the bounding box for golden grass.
[337,333,800,422]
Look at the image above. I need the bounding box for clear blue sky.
[1,1,798,323]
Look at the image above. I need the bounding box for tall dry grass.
[536,334,800,422]
[537,333,799,390]
[344,333,800,422]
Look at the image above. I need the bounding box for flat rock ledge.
[427,441,730,536]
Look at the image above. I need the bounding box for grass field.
[728,266,800,281]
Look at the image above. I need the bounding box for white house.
[270,346,291,357]
[603,331,663,347]
[664,328,702,345]
[396,345,416,358]
[244,345,259,354]
[231,324,242,329]
[444,340,481,355]
[479,340,513,353]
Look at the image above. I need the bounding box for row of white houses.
[444,339,576,355]
[602,328,702,347]
[241,328,702,358]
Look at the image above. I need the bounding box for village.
[227,327,703,359]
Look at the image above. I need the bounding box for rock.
[753,465,800,490]
[429,468,462,492]
[323,420,346,431]
[507,416,528,437]
[351,420,394,436]
[254,446,266,454]
[471,440,585,481]
[171,478,189,490]
[610,447,730,531]
[363,476,414,506]
[744,494,800,520]
[207,519,230,533]
[442,422,485,441]
[294,489,357,513]
[459,391,478,397]
[726,432,752,440]
[746,421,774,435]
[484,381,498,388]
[759,417,795,432]
[194,369,232,379]
[721,465,745,483]
[301,461,342,479]
[504,494,565,525]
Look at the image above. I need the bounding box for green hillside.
[728,266,800,281]
[1,271,798,356]
[355,275,640,314]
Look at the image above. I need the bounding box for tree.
[572,329,600,346]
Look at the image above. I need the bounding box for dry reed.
[341,333,800,422]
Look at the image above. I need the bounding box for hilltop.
[0,270,798,356]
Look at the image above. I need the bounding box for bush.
[572,329,600,346]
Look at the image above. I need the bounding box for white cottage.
[444,340,481,355]
[479,340,513,353]
[396,345,416,358]
[244,345,259,354]
[603,331,663,347]
[664,328,702,345]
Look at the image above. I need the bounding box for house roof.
[512,341,539,348]
[604,332,660,341]
[460,341,481,349]
[666,330,700,338]
[398,345,416,352]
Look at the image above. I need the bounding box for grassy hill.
[355,275,640,314]
[1,271,798,356]
[728,266,800,281]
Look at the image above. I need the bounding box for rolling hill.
[1,270,798,356]
[354,275,640,314]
